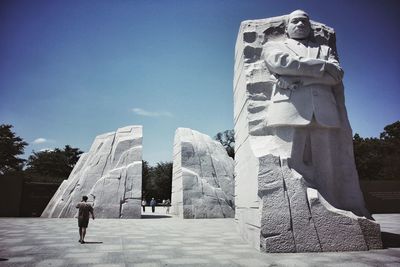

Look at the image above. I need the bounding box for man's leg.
[79,227,82,242]
[82,227,87,243]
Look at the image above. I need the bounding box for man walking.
[76,195,95,244]
[165,199,170,214]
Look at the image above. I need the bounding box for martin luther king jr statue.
[263,10,345,208]
[234,10,382,253]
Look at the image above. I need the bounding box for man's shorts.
[78,216,89,228]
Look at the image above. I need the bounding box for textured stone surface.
[308,188,368,252]
[171,128,234,219]
[358,217,384,250]
[41,125,142,219]
[234,10,382,252]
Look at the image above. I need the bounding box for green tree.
[152,161,173,200]
[142,160,151,199]
[353,121,400,180]
[25,145,83,183]
[142,161,173,201]
[353,134,383,180]
[63,145,83,169]
[379,121,400,180]
[0,124,28,175]
[214,129,235,159]
[380,121,400,140]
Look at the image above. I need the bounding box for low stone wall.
[0,174,23,217]
[360,181,400,213]
[20,182,60,217]
[0,176,60,217]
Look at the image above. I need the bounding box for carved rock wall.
[171,128,235,219]
[234,14,382,252]
[41,126,142,219]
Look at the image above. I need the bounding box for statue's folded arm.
[264,49,327,78]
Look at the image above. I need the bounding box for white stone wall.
[171,128,235,219]
[41,125,143,219]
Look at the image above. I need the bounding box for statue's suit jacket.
[263,38,343,128]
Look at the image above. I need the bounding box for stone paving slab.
[0,214,399,266]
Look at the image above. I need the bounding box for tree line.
[353,121,400,180]
[0,124,83,183]
[1,121,399,187]
[142,161,172,202]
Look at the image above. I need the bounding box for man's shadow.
[82,241,103,244]
[141,215,171,219]
[382,232,400,248]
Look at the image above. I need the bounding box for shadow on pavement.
[83,241,103,244]
[381,232,400,248]
[0,258,8,261]
[141,215,172,219]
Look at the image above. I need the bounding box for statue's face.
[287,14,311,40]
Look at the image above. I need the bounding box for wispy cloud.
[32,138,54,144]
[132,108,173,117]
[33,138,48,144]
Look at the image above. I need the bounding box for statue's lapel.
[284,39,321,59]
[284,39,302,56]
[308,42,320,59]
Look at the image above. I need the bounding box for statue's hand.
[325,62,343,82]
[277,76,302,90]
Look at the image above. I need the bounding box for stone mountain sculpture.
[234,10,382,252]
[171,128,235,219]
[41,125,142,219]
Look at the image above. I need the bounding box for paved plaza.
[0,209,399,266]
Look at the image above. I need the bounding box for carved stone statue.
[234,10,382,252]
[263,9,350,214]
[42,126,142,219]
[171,128,235,219]
[264,12,342,124]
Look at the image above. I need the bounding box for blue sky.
[1,0,399,165]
